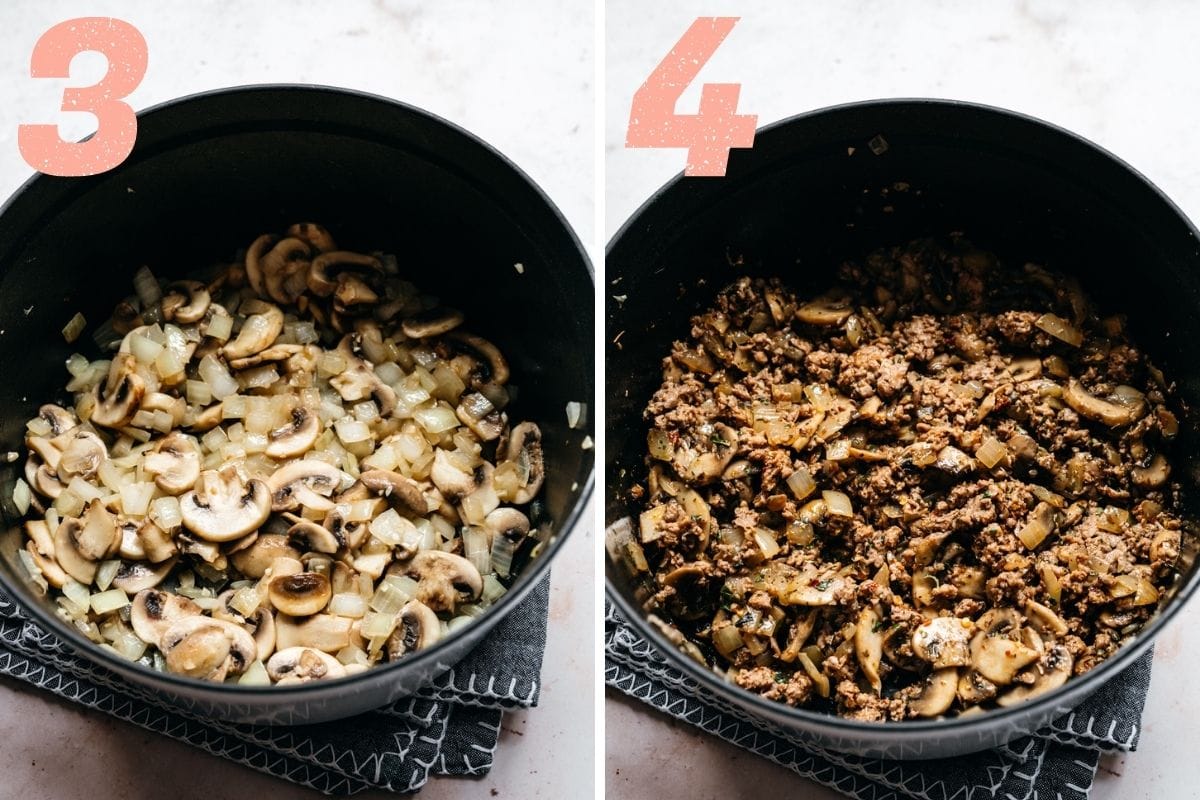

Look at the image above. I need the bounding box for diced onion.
[335,418,372,444]
[786,466,816,501]
[54,489,85,518]
[238,660,271,686]
[204,312,233,342]
[62,313,86,343]
[360,610,400,639]
[566,401,587,429]
[753,527,780,559]
[12,478,31,515]
[65,353,90,377]
[825,439,851,461]
[198,354,239,399]
[823,490,854,518]
[62,580,91,615]
[1039,563,1062,606]
[414,404,459,434]
[975,436,1009,469]
[95,560,121,592]
[463,526,492,575]
[713,625,745,657]
[90,588,130,615]
[329,592,368,618]
[1035,313,1083,347]
[804,384,834,412]
[1017,516,1052,550]
[149,495,182,531]
[119,482,156,517]
[481,574,507,604]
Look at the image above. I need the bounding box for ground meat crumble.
[626,236,1187,721]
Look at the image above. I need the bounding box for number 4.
[626,16,757,177]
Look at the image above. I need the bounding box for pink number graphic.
[626,16,757,177]
[18,17,148,177]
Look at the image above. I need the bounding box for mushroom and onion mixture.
[12,223,545,685]
[616,237,1186,720]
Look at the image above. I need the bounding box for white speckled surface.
[605,2,1200,798]
[0,1,594,798]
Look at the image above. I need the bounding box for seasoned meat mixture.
[619,236,1186,721]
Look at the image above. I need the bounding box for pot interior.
[0,86,594,693]
[605,99,1200,747]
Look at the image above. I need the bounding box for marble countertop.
[0,1,594,797]
[605,2,1200,798]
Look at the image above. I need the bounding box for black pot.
[0,85,594,724]
[605,99,1200,759]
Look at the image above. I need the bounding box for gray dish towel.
[0,575,550,795]
[606,602,1152,800]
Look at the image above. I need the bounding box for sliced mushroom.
[25,540,68,588]
[484,507,530,539]
[137,519,178,563]
[329,335,398,415]
[91,353,145,429]
[307,251,383,297]
[267,646,346,683]
[179,466,272,541]
[402,307,464,339]
[910,667,959,718]
[956,668,998,705]
[37,403,77,436]
[143,431,202,495]
[260,237,312,305]
[230,533,301,578]
[161,280,211,324]
[1063,379,1145,427]
[681,424,738,485]
[30,460,65,499]
[430,449,478,500]
[188,402,225,433]
[386,600,442,660]
[855,607,884,694]
[287,222,337,253]
[222,301,284,360]
[285,515,342,554]
[265,459,343,512]
[758,562,844,606]
[996,644,1074,706]
[392,550,483,613]
[1132,453,1170,489]
[71,500,120,561]
[269,572,332,617]
[333,273,379,311]
[795,289,854,325]
[56,430,106,483]
[444,331,510,386]
[360,469,429,515]
[244,233,276,297]
[970,608,1041,685]
[274,614,352,653]
[265,405,320,459]
[159,616,256,680]
[911,616,973,668]
[213,590,278,662]
[504,421,544,504]
[1024,600,1069,637]
[130,589,202,646]
[111,557,177,594]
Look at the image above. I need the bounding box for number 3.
[18,17,148,177]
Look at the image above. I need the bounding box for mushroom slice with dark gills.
[329,335,398,415]
[222,299,284,360]
[386,600,442,660]
[268,571,332,617]
[267,646,346,684]
[230,533,301,578]
[501,421,544,504]
[360,469,429,515]
[287,221,337,253]
[265,404,320,459]
[142,431,201,495]
[160,280,211,324]
[159,616,257,681]
[91,353,145,429]
[179,466,271,542]
[969,608,1041,686]
[456,391,505,442]
[306,250,383,297]
[284,514,342,554]
[401,307,464,339]
[111,557,177,594]
[274,613,352,653]
[130,589,203,646]
[55,430,107,483]
[441,330,510,387]
[995,644,1074,706]
[265,459,344,513]
[390,550,483,614]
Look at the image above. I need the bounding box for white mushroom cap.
[911,616,974,669]
[222,301,283,360]
[504,422,544,504]
[179,466,271,542]
[91,353,145,430]
[268,572,332,617]
[386,600,442,660]
[230,533,301,578]
[130,589,203,646]
[159,616,257,681]
[392,550,483,614]
[265,406,320,459]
